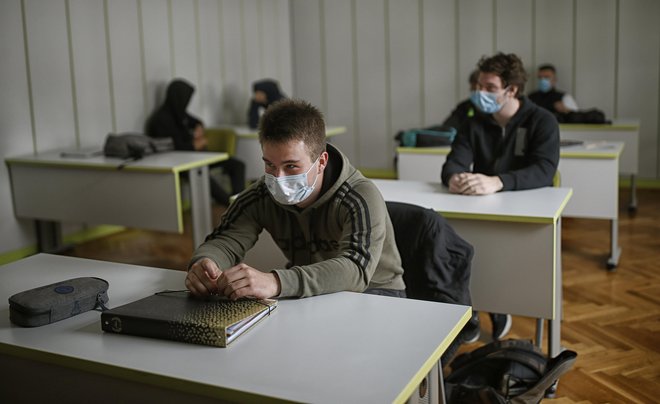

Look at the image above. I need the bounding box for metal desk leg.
[535,319,544,348]
[628,174,638,212]
[549,217,562,358]
[35,220,63,253]
[607,218,622,271]
[188,166,212,248]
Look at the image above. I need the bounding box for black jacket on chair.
[386,201,473,306]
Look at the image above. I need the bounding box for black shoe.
[490,313,512,340]
[461,311,481,344]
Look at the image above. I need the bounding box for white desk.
[215,125,347,180]
[6,150,227,250]
[373,179,572,358]
[0,254,470,404]
[558,142,624,269]
[396,142,623,269]
[560,121,639,210]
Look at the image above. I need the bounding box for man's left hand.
[457,173,503,195]
[216,263,281,300]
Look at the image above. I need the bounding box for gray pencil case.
[8,277,109,327]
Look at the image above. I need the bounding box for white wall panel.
[291,0,323,108]
[0,0,35,252]
[495,0,533,76]
[618,0,660,177]
[24,0,76,151]
[575,0,616,117]
[242,0,262,91]
[388,0,422,139]
[141,0,172,115]
[171,0,201,115]
[323,0,356,160]
[69,0,113,146]
[107,0,145,133]
[218,0,246,123]
[422,0,457,126]
[457,0,494,97]
[197,0,223,126]
[274,0,293,95]
[355,0,389,169]
[533,0,574,96]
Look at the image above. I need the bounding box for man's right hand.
[185,258,221,297]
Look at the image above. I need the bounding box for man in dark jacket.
[146,79,246,207]
[528,64,578,116]
[441,53,560,341]
[441,70,479,131]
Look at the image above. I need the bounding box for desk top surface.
[0,254,469,404]
[374,179,572,223]
[6,150,228,173]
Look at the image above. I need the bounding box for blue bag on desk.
[8,277,109,327]
[395,126,457,147]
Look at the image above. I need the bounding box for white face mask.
[265,157,320,205]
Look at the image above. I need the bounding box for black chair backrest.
[386,201,473,306]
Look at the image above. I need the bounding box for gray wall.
[0,0,292,256]
[291,0,660,176]
[2,0,659,258]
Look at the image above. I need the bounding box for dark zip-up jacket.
[191,144,406,298]
[441,97,559,191]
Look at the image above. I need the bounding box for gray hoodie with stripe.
[190,144,406,298]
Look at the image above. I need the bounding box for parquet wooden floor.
[60,187,660,403]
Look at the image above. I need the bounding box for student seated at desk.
[186,99,406,300]
[441,69,479,131]
[441,53,560,342]
[146,78,246,207]
[247,79,287,129]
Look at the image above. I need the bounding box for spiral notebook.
[101,291,277,347]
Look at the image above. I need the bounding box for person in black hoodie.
[441,53,560,343]
[146,79,246,207]
[247,79,287,129]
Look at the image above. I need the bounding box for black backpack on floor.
[445,339,577,404]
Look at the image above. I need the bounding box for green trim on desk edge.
[394,308,472,404]
[619,177,660,189]
[359,168,398,179]
[0,246,38,266]
[554,188,574,221]
[0,225,125,266]
[171,153,228,174]
[440,212,556,224]
[559,123,638,131]
[396,147,451,155]
[0,344,289,404]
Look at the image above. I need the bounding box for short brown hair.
[258,98,326,160]
[477,52,528,96]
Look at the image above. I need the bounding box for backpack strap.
[510,350,577,404]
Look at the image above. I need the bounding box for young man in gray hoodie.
[186,99,405,300]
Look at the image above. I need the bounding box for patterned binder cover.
[101,291,277,347]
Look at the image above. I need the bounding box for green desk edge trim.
[394,308,472,404]
[0,344,288,404]
[559,124,638,131]
[6,154,228,174]
[0,225,125,266]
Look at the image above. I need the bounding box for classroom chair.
[385,201,474,364]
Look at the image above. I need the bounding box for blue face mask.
[470,90,504,114]
[538,78,552,93]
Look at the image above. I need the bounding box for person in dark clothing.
[528,64,578,115]
[247,79,287,129]
[441,53,560,343]
[146,79,246,207]
[442,70,479,131]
